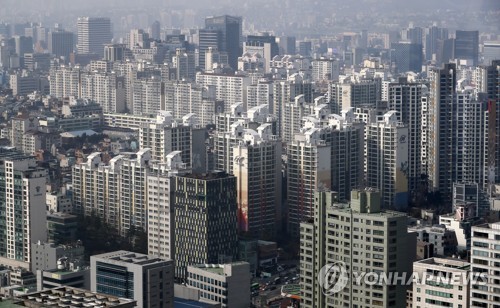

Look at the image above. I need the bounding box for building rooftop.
[415,257,470,270]
[0,147,33,161]
[190,262,249,276]
[473,221,500,231]
[13,286,136,307]
[179,170,232,180]
[92,250,170,266]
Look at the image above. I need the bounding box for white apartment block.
[324,110,365,201]
[232,123,282,238]
[49,66,81,99]
[196,72,251,111]
[132,77,163,115]
[413,258,470,308]
[80,72,126,113]
[72,149,152,235]
[103,113,155,130]
[312,57,339,81]
[246,79,272,110]
[139,111,206,173]
[147,151,189,260]
[470,222,500,308]
[282,94,312,144]
[287,128,331,237]
[366,110,409,209]
[163,80,220,125]
[0,149,47,270]
[187,262,251,308]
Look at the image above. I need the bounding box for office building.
[0,148,47,270]
[9,72,43,96]
[412,258,470,308]
[104,43,126,62]
[232,124,282,238]
[147,151,189,260]
[424,25,449,62]
[391,42,423,73]
[287,128,331,237]
[205,15,242,69]
[46,212,79,245]
[13,35,33,61]
[91,251,174,308]
[277,36,296,55]
[187,262,251,308]
[455,30,479,66]
[470,222,500,308]
[173,172,238,280]
[366,111,409,210]
[48,29,74,60]
[30,241,85,272]
[198,29,221,70]
[298,41,312,57]
[482,41,500,65]
[300,189,416,308]
[77,17,112,57]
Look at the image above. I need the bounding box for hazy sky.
[0,0,498,36]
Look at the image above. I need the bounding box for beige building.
[470,222,500,307]
[413,258,470,308]
[300,189,416,308]
[187,262,251,308]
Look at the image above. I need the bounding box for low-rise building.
[187,262,251,308]
[413,258,470,308]
[91,250,174,308]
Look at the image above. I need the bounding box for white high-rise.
[232,123,282,238]
[139,111,207,173]
[80,71,126,113]
[77,17,112,57]
[49,65,81,99]
[147,151,189,260]
[366,111,409,209]
[72,149,152,235]
[132,76,163,115]
[287,128,331,237]
[470,222,500,308]
[0,149,47,270]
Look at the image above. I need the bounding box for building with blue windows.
[91,250,174,308]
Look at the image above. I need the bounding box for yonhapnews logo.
[318,262,487,296]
